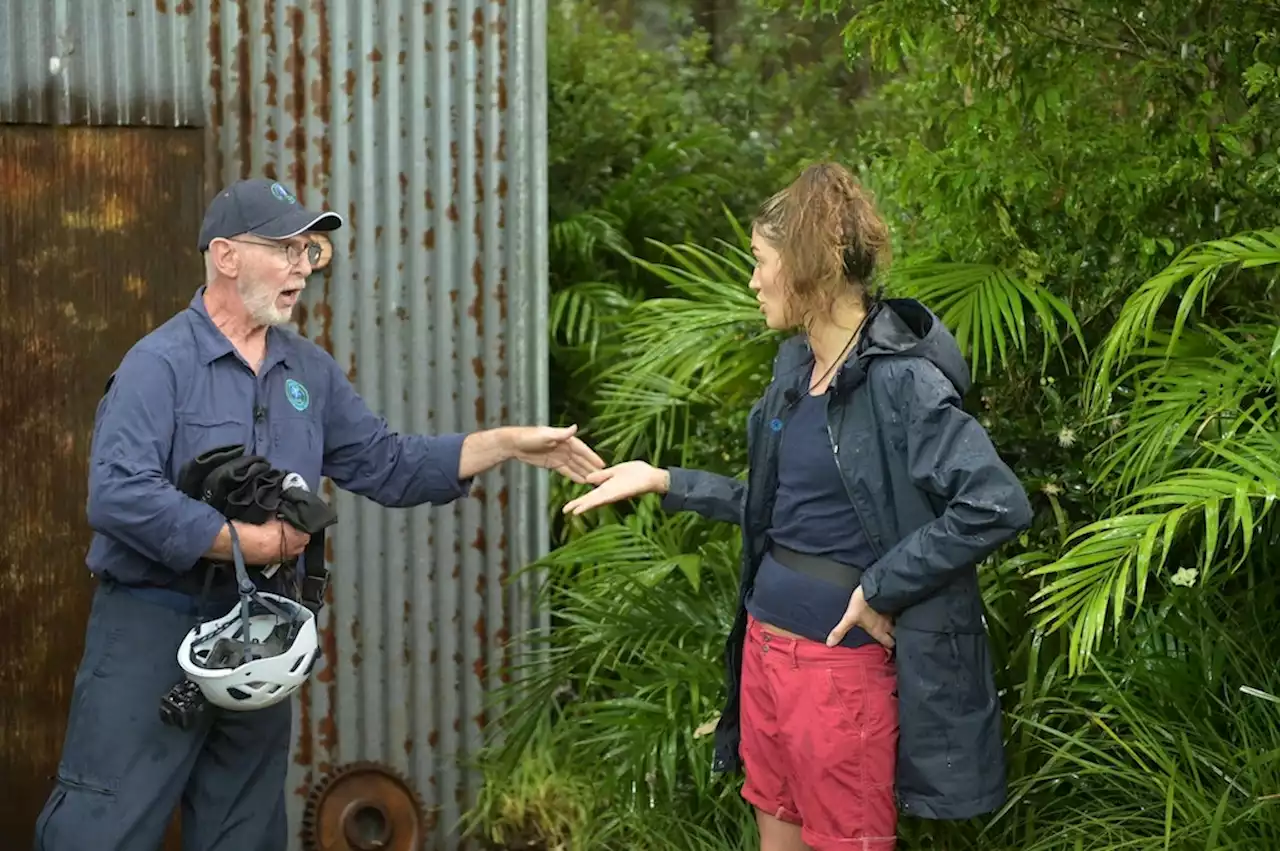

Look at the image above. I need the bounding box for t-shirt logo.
[285,378,310,411]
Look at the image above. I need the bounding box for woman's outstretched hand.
[562,461,669,516]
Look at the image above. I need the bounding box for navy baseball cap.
[197,178,344,251]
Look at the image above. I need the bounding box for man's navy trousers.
[33,581,291,851]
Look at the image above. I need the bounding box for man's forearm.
[458,428,518,479]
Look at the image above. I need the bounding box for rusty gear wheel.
[301,761,429,851]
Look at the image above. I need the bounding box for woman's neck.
[807,299,868,381]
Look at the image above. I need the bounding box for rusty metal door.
[0,125,204,848]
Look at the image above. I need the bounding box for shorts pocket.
[826,666,868,721]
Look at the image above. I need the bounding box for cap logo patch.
[285,378,310,411]
[271,183,298,204]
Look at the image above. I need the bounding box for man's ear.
[207,239,239,278]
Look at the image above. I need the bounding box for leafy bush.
[465,1,1280,848]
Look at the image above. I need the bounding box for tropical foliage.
[464,1,1280,848]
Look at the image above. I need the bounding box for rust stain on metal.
[295,681,314,766]
[155,0,167,11]
[235,0,253,177]
[471,356,484,379]
[0,126,203,848]
[294,302,310,338]
[310,0,333,188]
[368,47,384,99]
[405,737,414,755]
[176,0,194,14]
[262,0,280,112]
[284,8,309,187]
[470,9,485,47]
[315,583,338,684]
[312,297,334,354]
[345,200,358,262]
[347,352,357,383]
[471,527,487,553]
[207,0,225,179]
[317,712,338,751]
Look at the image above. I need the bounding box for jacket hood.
[773,298,970,397]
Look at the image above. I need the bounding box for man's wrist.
[655,468,671,494]
[459,427,521,479]
[494,426,522,461]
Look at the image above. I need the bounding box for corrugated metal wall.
[0,1,549,848]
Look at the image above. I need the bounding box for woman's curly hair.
[752,162,891,324]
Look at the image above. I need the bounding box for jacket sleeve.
[86,349,228,572]
[321,355,472,507]
[859,359,1033,614]
[659,467,745,525]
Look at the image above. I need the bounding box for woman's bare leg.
[756,807,811,851]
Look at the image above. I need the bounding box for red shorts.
[739,614,899,850]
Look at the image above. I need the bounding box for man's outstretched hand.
[507,424,606,483]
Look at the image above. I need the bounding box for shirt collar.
[188,286,293,371]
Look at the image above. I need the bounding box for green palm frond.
[549,280,638,357]
[484,508,741,816]
[889,261,1085,376]
[1089,228,1280,412]
[1026,435,1280,673]
[550,210,630,268]
[587,236,777,459]
[1091,325,1279,491]
[534,508,719,591]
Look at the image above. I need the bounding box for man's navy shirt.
[85,287,471,587]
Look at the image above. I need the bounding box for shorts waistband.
[746,615,893,668]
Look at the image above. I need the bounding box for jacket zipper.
[824,393,884,561]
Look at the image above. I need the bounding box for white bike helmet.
[176,524,321,711]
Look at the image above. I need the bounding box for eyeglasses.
[228,237,323,268]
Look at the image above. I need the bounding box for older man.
[32,179,603,851]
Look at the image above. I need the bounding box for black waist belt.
[769,543,864,589]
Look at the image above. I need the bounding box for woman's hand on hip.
[562,461,669,516]
[826,585,895,649]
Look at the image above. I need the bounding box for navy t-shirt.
[745,390,877,649]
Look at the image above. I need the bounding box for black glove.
[279,486,338,535]
[176,444,245,499]
[201,455,275,522]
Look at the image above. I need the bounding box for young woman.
[563,162,1033,851]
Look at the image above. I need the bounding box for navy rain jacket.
[660,298,1034,820]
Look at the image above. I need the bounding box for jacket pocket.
[893,626,1005,811]
[894,568,986,633]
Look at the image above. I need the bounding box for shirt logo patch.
[285,378,310,411]
[271,182,298,204]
